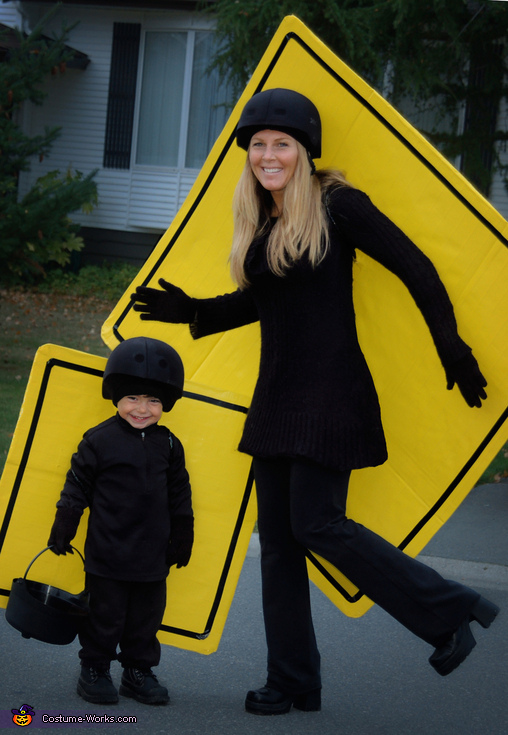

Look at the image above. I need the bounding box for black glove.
[445,352,487,408]
[48,506,82,555]
[166,515,194,569]
[130,278,196,323]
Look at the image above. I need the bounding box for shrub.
[0,9,98,284]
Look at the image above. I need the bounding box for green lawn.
[1,287,113,472]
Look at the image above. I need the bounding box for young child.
[48,337,193,706]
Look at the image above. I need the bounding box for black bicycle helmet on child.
[236,87,322,159]
[102,337,184,412]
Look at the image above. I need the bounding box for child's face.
[117,394,163,430]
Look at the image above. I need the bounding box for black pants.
[79,574,167,670]
[254,456,480,695]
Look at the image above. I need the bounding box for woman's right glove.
[445,352,487,408]
[48,506,82,555]
[130,278,196,323]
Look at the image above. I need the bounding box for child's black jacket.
[57,414,192,581]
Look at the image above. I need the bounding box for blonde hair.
[230,141,352,288]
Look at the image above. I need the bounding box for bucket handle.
[23,546,85,581]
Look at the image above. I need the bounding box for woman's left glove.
[166,515,194,569]
[445,352,487,408]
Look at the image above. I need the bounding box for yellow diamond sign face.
[0,345,255,653]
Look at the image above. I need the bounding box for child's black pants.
[78,574,167,670]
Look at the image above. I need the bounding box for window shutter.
[103,23,141,169]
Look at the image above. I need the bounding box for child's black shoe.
[119,668,169,705]
[77,666,118,704]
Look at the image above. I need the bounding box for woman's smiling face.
[248,129,299,210]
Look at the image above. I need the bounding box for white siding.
[126,168,196,229]
[15,3,217,234]
[0,1,20,27]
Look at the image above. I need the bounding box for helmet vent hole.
[159,359,168,368]
[134,354,145,363]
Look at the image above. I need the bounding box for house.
[0,0,233,266]
[1,1,507,268]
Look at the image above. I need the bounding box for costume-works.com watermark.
[3,706,137,728]
[42,713,137,725]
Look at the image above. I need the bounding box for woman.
[131,88,498,715]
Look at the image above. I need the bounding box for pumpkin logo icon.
[11,704,35,727]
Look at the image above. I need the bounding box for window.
[103,25,233,171]
[135,29,233,169]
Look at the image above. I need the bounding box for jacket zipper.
[141,431,149,492]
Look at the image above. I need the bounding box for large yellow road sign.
[0,345,255,653]
[102,16,508,617]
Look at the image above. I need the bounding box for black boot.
[77,666,118,704]
[245,686,321,715]
[429,596,500,676]
[119,668,169,705]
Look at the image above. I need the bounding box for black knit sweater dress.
[191,186,471,471]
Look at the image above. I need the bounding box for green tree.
[0,8,98,283]
[204,0,508,196]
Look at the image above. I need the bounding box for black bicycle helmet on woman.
[235,87,322,159]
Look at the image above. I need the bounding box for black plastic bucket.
[5,546,89,645]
